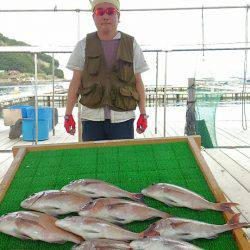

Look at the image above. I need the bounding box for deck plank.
[217,121,250,138]
[220,148,250,172]
[0,156,13,183]
[202,150,250,223]
[216,130,242,147]
[237,148,250,159]
[205,149,250,192]
[216,127,250,147]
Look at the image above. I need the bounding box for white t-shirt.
[67,32,149,123]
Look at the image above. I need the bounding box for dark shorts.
[82,119,134,141]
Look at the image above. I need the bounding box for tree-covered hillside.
[0,33,64,78]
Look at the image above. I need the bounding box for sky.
[0,0,249,85]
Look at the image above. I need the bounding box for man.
[64,0,149,141]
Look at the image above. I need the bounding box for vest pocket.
[117,59,134,82]
[115,86,139,111]
[80,83,103,107]
[87,56,101,75]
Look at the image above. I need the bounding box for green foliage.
[0,33,64,78]
[0,53,34,73]
[0,33,28,46]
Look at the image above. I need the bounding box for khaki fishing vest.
[78,32,139,111]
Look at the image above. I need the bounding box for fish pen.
[0,136,249,249]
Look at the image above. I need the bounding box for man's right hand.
[64,114,76,135]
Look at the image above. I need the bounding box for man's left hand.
[136,114,148,134]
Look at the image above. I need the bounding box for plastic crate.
[9,105,32,118]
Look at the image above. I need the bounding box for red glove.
[64,114,76,135]
[136,114,148,134]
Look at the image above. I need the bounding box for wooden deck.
[0,105,249,240]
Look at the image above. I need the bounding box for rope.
[242,5,249,130]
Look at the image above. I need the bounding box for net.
[195,88,221,148]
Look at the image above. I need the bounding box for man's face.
[93,2,119,35]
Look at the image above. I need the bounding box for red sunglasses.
[94,7,118,16]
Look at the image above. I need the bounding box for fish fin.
[51,240,67,244]
[166,204,175,207]
[227,213,240,225]
[80,201,95,211]
[72,244,81,250]
[18,233,33,240]
[85,191,96,195]
[107,203,126,210]
[49,206,61,210]
[44,206,62,216]
[132,193,144,202]
[160,212,171,219]
[110,216,126,224]
[215,202,238,213]
[164,198,179,206]
[170,221,189,228]
[14,228,33,240]
[206,234,219,239]
[139,223,159,237]
[227,213,250,229]
[83,180,102,186]
[178,232,194,238]
[83,229,100,234]
[25,191,46,208]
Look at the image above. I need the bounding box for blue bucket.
[26,107,53,131]
[22,119,49,141]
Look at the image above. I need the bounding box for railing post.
[34,53,38,144]
[52,53,55,136]
[163,51,168,137]
[155,52,159,134]
[185,78,196,135]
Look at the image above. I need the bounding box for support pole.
[163,52,168,137]
[34,53,38,144]
[155,52,159,134]
[77,9,82,142]
[52,53,55,136]
[185,78,196,135]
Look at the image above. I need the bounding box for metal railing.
[0,5,249,12]
[0,4,249,143]
[1,46,249,143]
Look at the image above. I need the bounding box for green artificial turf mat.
[0,141,238,249]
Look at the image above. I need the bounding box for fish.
[62,179,143,202]
[72,239,131,249]
[55,216,139,241]
[130,237,202,250]
[20,190,92,216]
[0,211,83,244]
[141,183,238,213]
[140,213,249,241]
[79,198,170,224]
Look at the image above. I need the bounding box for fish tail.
[139,223,159,238]
[132,193,144,202]
[227,213,250,229]
[214,202,239,213]
[159,211,171,219]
